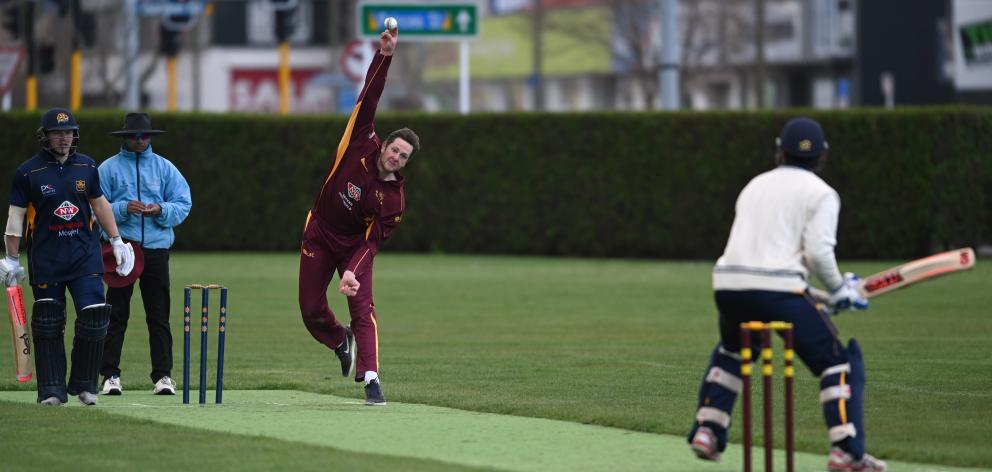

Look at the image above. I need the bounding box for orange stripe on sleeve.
[320,55,391,194]
[323,100,363,190]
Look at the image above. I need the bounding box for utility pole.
[24,1,37,110]
[754,0,766,109]
[273,0,298,115]
[123,0,139,109]
[70,0,82,110]
[531,0,543,111]
[659,0,679,110]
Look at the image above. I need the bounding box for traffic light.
[78,12,96,47]
[272,0,298,42]
[39,43,55,74]
[2,5,20,39]
[159,24,181,56]
[159,0,200,56]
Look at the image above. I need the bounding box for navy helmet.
[37,108,80,156]
[776,117,828,158]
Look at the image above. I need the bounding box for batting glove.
[110,236,135,277]
[0,255,25,287]
[829,272,869,313]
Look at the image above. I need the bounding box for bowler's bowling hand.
[339,270,360,297]
[380,29,397,56]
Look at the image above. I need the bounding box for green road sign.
[357,1,480,41]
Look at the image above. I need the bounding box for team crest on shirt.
[40,184,56,196]
[375,190,384,205]
[54,201,79,221]
[75,179,86,192]
[347,182,361,201]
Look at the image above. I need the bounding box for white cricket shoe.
[102,376,123,395]
[78,391,98,406]
[690,426,721,461]
[827,447,888,471]
[153,376,177,395]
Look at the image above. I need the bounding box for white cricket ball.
[384,17,398,31]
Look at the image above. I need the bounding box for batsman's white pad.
[695,407,731,428]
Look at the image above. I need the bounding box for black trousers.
[101,248,172,384]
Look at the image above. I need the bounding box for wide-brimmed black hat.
[109,113,166,137]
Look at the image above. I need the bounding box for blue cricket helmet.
[37,108,81,156]
[39,108,80,131]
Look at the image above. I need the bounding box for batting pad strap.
[696,407,731,428]
[829,423,857,442]
[821,363,851,378]
[718,345,741,361]
[705,367,743,393]
[819,385,852,404]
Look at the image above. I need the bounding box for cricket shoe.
[102,375,122,395]
[690,426,721,461]
[153,376,177,395]
[827,447,888,471]
[334,326,356,378]
[78,391,99,406]
[364,379,386,406]
[39,396,66,406]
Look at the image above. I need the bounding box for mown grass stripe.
[1,390,988,472]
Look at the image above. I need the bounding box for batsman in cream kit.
[688,118,887,472]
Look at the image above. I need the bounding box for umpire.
[98,113,191,396]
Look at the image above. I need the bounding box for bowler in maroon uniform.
[299,25,419,405]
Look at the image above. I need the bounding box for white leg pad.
[819,384,852,404]
[821,363,851,378]
[696,406,731,428]
[829,423,857,442]
[705,367,743,393]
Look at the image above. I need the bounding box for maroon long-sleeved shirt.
[308,51,404,277]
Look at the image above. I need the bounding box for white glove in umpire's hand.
[110,236,135,276]
[0,255,25,287]
[829,272,869,313]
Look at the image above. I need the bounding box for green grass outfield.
[1,253,989,471]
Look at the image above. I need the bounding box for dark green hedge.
[1,108,989,259]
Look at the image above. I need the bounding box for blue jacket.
[99,145,192,249]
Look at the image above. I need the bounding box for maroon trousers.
[299,217,379,382]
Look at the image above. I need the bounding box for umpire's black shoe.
[364,379,386,406]
[334,326,356,377]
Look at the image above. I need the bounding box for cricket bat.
[809,247,976,303]
[6,285,32,382]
